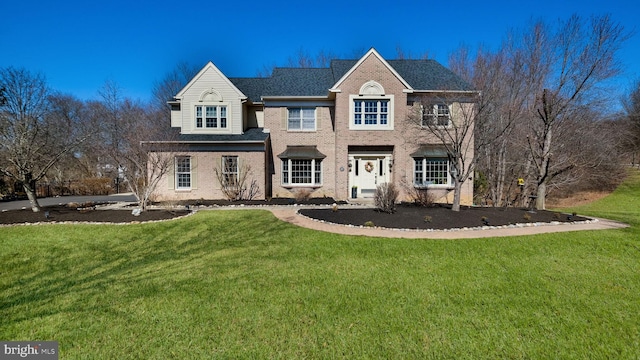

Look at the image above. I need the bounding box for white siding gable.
[174,62,247,135]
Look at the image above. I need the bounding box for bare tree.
[97,81,178,211]
[213,160,261,201]
[622,79,640,165]
[0,67,91,211]
[524,15,628,209]
[458,15,629,209]
[409,91,479,211]
[450,44,537,207]
[151,62,200,123]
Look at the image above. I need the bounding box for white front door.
[350,155,391,198]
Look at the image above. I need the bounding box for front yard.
[1,171,639,359]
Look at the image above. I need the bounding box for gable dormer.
[170,61,247,135]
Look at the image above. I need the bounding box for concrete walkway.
[265,207,629,239]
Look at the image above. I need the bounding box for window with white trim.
[222,156,239,186]
[282,159,322,186]
[349,94,394,130]
[414,157,450,186]
[354,99,388,126]
[422,104,451,127]
[176,156,192,189]
[288,108,316,131]
[195,105,227,129]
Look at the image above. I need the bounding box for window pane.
[380,101,388,113]
[414,158,423,185]
[291,159,312,184]
[314,160,322,184]
[176,157,191,189]
[220,106,227,128]
[282,160,289,184]
[196,106,203,128]
[425,158,448,185]
[222,156,238,185]
[364,114,377,125]
[364,101,377,114]
[206,106,216,128]
[302,109,315,130]
[288,108,301,130]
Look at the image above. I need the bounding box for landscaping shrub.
[374,182,398,213]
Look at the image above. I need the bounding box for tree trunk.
[535,181,546,210]
[23,182,41,212]
[452,179,462,212]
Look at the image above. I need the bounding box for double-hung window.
[422,104,451,127]
[354,99,388,126]
[195,105,227,129]
[222,156,239,186]
[282,159,322,186]
[288,108,316,131]
[414,157,450,186]
[176,156,192,189]
[349,93,394,130]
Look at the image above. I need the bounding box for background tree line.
[0,67,187,212]
[2,13,638,212]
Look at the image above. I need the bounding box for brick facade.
[154,48,475,205]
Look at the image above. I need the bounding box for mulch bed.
[0,199,589,230]
[299,204,589,230]
[0,205,190,225]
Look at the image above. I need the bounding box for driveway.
[0,193,138,211]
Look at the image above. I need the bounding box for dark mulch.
[299,204,589,230]
[0,199,589,229]
[172,197,346,207]
[0,205,190,225]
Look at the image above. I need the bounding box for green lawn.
[1,172,639,359]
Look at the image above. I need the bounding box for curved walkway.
[266,207,629,239]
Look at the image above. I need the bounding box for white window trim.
[413,157,453,188]
[349,94,394,130]
[192,102,231,133]
[175,156,192,190]
[287,107,317,131]
[421,103,452,128]
[281,158,323,187]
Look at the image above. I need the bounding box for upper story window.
[349,81,394,130]
[288,108,316,131]
[422,104,451,127]
[354,99,389,126]
[195,105,227,129]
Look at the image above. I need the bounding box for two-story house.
[151,48,476,204]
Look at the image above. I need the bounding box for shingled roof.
[231,57,473,103]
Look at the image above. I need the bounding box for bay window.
[414,157,451,186]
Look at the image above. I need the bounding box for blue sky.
[2,0,638,103]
